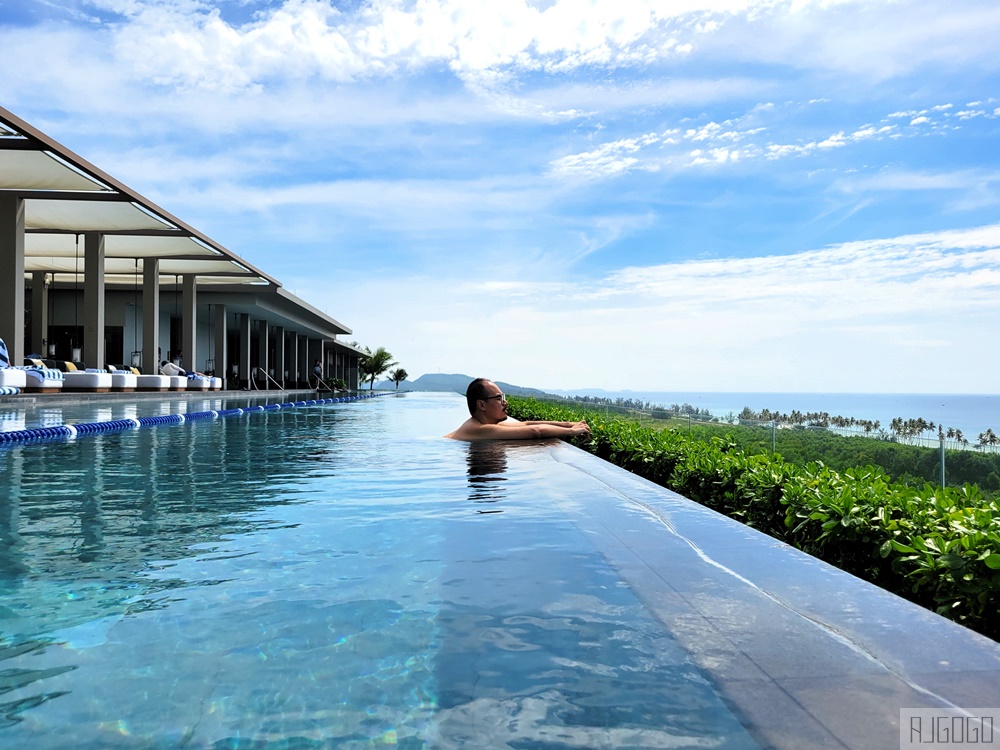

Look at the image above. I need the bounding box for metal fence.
[550,398,998,453]
[534,398,1000,490]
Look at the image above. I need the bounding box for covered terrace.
[0,105,360,390]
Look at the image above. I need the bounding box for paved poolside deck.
[0,389,336,431]
[548,441,1000,749]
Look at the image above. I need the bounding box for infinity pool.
[1,392,759,748]
[3,391,999,749]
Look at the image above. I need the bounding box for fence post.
[939,427,946,487]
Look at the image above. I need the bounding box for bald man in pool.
[446,378,591,441]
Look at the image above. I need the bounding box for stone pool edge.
[546,440,1000,750]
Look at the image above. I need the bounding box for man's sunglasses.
[482,394,507,403]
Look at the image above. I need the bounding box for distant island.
[374,372,553,397]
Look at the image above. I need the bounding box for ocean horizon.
[548,390,1000,442]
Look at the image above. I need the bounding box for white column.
[237,313,251,387]
[213,303,227,381]
[182,274,197,372]
[288,333,299,387]
[0,195,25,360]
[273,326,285,386]
[31,271,49,356]
[256,321,269,386]
[83,231,106,368]
[142,258,160,374]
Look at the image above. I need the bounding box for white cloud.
[93,0,701,92]
[849,125,894,141]
[831,168,1000,203]
[689,146,743,165]
[552,111,776,176]
[473,76,772,121]
[23,0,997,97]
[549,133,659,177]
[817,131,846,149]
[550,99,965,178]
[546,88,1000,183]
[6,0,999,134]
[694,0,1000,81]
[306,224,1000,393]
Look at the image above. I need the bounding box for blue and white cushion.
[17,357,65,390]
[0,337,26,394]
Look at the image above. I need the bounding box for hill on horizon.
[374,372,553,397]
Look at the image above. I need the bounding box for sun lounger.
[158,361,196,391]
[0,337,27,395]
[167,375,187,391]
[64,370,113,392]
[136,374,171,391]
[106,365,138,392]
[186,374,211,390]
[20,358,65,393]
[61,362,113,392]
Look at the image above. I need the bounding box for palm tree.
[977,429,997,452]
[360,346,397,390]
[388,367,408,390]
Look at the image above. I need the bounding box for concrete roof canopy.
[0,105,351,342]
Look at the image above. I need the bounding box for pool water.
[0,392,758,748]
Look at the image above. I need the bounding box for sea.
[549,391,1000,442]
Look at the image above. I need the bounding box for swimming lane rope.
[0,393,394,447]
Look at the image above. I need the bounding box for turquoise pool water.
[0,392,758,749]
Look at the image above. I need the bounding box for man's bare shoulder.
[444,418,473,440]
[445,417,524,441]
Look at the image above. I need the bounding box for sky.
[2,0,1000,394]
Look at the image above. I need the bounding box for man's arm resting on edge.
[455,420,590,441]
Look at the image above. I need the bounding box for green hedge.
[684,419,1000,494]
[507,396,1000,640]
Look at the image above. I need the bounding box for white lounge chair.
[62,362,113,393]
[20,358,65,393]
[185,374,211,390]
[136,373,171,391]
[0,337,27,395]
[107,365,138,392]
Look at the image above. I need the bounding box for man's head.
[466,377,508,421]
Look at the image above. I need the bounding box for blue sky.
[3,0,1000,393]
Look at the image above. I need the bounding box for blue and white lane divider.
[0,392,394,446]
